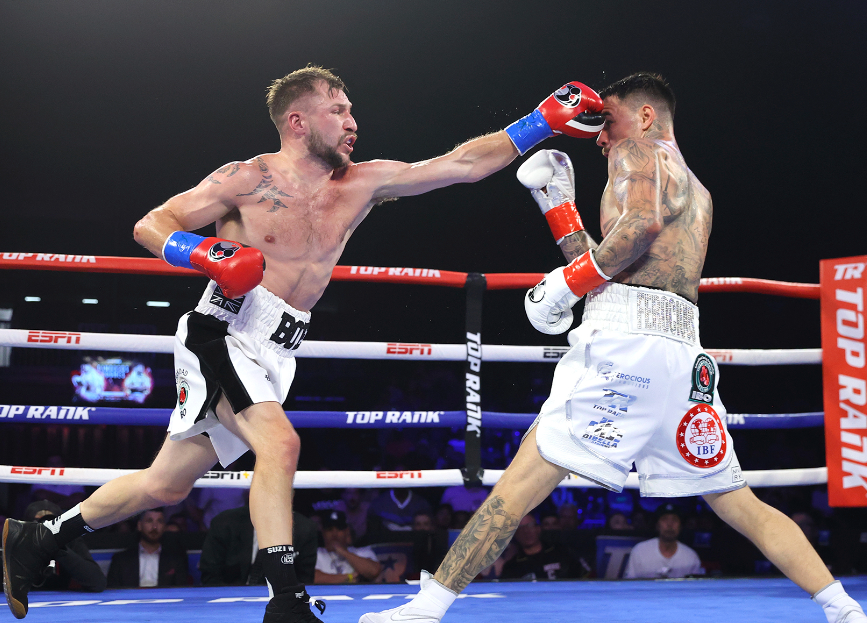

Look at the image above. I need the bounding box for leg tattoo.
[434,495,521,592]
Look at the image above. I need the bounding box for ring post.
[462,273,486,487]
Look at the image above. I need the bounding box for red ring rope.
[0,252,820,298]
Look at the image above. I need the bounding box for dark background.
[0,1,864,471]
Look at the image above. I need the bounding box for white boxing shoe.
[813,581,867,623]
[359,571,455,623]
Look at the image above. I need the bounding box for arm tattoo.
[558,230,598,262]
[206,162,241,184]
[237,173,293,212]
[434,495,521,592]
[595,139,663,275]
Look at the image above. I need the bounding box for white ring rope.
[0,329,821,365]
[0,465,827,489]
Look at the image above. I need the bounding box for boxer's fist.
[163,231,265,299]
[506,82,604,154]
[517,150,584,243]
[538,82,604,139]
[524,267,581,335]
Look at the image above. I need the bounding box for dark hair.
[138,507,165,521]
[599,72,676,120]
[266,65,346,128]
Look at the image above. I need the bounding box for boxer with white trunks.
[361,73,866,623]
[2,66,604,622]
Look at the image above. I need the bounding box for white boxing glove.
[524,266,582,335]
[516,150,584,243]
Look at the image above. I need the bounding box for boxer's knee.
[139,469,195,507]
[258,425,301,469]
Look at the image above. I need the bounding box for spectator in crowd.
[540,512,560,531]
[790,509,834,572]
[450,511,471,530]
[194,486,248,530]
[434,504,453,531]
[412,512,435,532]
[107,508,189,587]
[315,511,382,584]
[624,504,703,579]
[335,488,371,542]
[558,503,580,531]
[440,484,490,514]
[200,503,317,585]
[501,515,581,580]
[22,501,106,593]
[368,487,431,532]
[607,512,633,531]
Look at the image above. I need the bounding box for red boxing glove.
[538,82,605,139]
[164,231,265,299]
[189,238,265,299]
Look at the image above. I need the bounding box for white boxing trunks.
[529,281,746,497]
[168,281,310,467]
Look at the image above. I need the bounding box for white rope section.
[0,465,827,489]
[0,329,822,365]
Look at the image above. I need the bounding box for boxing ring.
[0,252,864,622]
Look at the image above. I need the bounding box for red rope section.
[0,252,820,297]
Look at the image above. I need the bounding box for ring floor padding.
[17,576,867,623]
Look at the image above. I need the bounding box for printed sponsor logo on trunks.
[10,466,66,476]
[581,418,623,449]
[688,354,715,404]
[543,347,569,360]
[210,285,246,314]
[731,466,744,483]
[0,405,93,420]
[269,312,309,351]
[676,404,727,468]
[466,332,481,435]
[375,471,423,479]
[349,266,442,278]
[2,252,96,263]
[595,361,651,389]
[345,411,443,424]
[593,389,637,415]
[385,343,433,356]
[27,331,81,345]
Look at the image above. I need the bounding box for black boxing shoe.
[2,519,60,619]
[263,586,326,623]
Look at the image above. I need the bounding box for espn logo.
[375,471,423,479]
[10,467,66,476]
[386,343,432,355]
[201,471,251,480]
[27,331,81,345]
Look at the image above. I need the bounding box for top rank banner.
[821,256,867,506]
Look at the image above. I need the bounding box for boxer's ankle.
[813,581,867,623]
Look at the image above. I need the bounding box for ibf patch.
[688,354,715,403]
[210,286,246,314]
[677,404,726,469]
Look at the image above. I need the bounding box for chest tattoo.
[236,163,294,212]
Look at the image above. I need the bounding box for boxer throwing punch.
[2,67,603,623]
[361,73,866,623]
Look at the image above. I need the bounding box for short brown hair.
[266,65,346,128]
[600,72,676,120]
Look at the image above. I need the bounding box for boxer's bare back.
[559,108,712,303]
